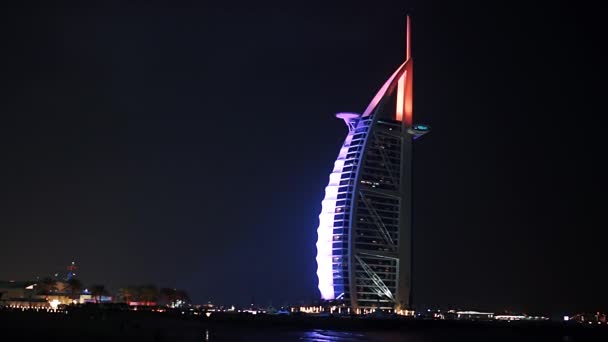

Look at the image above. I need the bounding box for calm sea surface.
[200,328,578,341]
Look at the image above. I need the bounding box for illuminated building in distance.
[315,16,429,313]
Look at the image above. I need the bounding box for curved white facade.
[316,113,361,300]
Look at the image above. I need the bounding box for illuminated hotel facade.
[315,16,429,313]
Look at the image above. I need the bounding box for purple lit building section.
[316,113,361,300]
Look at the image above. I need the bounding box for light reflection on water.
[299,330,369,341]
[299,330,426,342]
[201,328,574,342]
[202,329,421,342]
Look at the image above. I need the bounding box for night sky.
[0,1,604,314]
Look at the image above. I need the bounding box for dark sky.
[0,1,604,314]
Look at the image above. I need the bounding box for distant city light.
[49,299,61,310]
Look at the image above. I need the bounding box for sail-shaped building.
[315,16,429,313]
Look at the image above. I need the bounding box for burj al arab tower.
[315,16,430,313]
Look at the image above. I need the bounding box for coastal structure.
[315,16,429,313]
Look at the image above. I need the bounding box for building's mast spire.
[406,14,411,61]
[396,14,413,126]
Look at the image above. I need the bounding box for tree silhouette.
[37,277,57,295]
[118,287,139,303]
[159,287,190,307]
[67,278,83,298]
[90,284,108,303]
[160,288,177,305]
[139,285,159,305]
[175,290,190,304]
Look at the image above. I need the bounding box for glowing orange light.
[395,15,413,126]
[396,74,405,122]
[404,62,413,126]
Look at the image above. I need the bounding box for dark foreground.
[1,309,607,341]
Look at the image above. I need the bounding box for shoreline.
[2,309,608,341]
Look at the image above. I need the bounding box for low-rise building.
[0,280,49,308]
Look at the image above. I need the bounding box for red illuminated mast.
[396,15,413,126]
